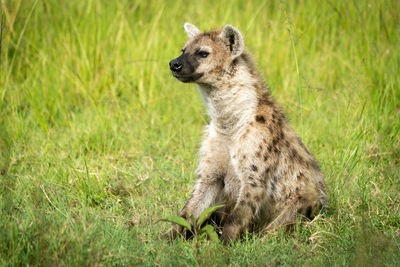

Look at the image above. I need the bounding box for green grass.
[1,0,399,265]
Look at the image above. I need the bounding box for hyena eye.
[198,51,209,58]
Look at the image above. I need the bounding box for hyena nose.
[169,59,183,72]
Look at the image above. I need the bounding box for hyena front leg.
[221,178,266,243]
[165,127,228,239]
[221,131,274,243]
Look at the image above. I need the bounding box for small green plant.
[159,204,224,243]
[159,205,224,262]
[159,204,224,260]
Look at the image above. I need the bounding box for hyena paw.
[220,224,240,244]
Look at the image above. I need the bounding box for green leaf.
[199,225,219,242]
[197,204,224,227]
[189,213,197,229]
[158,216,191,231]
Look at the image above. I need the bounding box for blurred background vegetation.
[0,0,399,265]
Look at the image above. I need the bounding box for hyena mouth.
[173,72,204,83]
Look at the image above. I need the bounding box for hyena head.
[169,23,245,84]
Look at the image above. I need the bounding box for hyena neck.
[197,55,264,138]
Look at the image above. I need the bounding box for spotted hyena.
[166,23,327,243]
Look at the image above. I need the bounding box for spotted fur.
[166,23,327,243]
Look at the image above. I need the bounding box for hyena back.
[167,23,327,243]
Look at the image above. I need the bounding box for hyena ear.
[184,22,201,38]
[220,24,244,58]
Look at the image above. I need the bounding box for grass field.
[1,0,400,265]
